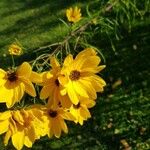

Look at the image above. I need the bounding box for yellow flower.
[0,62,39,108]
[66,6,81,23]
[9,44,22,56]
[40,57,72,109]
[41,105,75,138]
[59,48,106,105]
[0,108,45,150]
[69,98,95,125]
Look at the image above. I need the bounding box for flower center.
[73,102,80,109]
[23,119,31,128]
[7,70,18,82]
[48,110,58,118]
[55,79,60,86]
[69,70,80,81]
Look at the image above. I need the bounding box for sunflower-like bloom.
[0,62,40,108]
[40,57,72,108]
[69,98,95,125]
[59,48,106,105]
[66,6,81,23]
[9,44,22,56]
[41,105,75,138]
[0,108,45,150]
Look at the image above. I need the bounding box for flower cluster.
[66,6,82,23]
[0,48,106,150]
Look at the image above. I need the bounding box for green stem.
[11,55,15,67]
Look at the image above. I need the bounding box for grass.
[0,0,150,149]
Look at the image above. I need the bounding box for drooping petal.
[52,119,61,138]
[78,116,84,125]
[80,107,91,119]
[69,107,78,120]
[12,131,25,150]
[96,65,106,72]
[4,130,11,146]
[24,136,33,148]
[24,126,35,147]
[59,118,68,133]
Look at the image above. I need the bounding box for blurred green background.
[0,0,150,149]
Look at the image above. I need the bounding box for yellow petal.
[82,99,96,108]
[20,78,36,97]
[0,111,11,120]
[12,131,25,150]
[13,110,24,125]
[4,130,11,146]
[89,75,106,92]
[30,71,42,84]
[58,75,69,86]
[0,86,14,108]
[96,65,106,72]
[17,62,31,78]
[80,107,91,119]
[12,83,25,106]
[24,136,32,148]
[63,54,73,67]
[52,119,61,138]
[0,68,6,77]
[0,69,6,86]
[61,111,75,121]
[79,79,97,99]
[69,107,78,120]
[60,95,72,108]
[0,120,9,134]
[59,118,68,133]
[81,56,100,69]
[73,81,89,98]
[78,115,84,125]
[50,56,60,68]
[25,126,35,147]
[67,82,79,105]
[0,78,6,86]
[75,48,97,61]
[40,85,51,99]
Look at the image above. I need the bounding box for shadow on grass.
[0,0,78,53]
[1,0,76,17]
